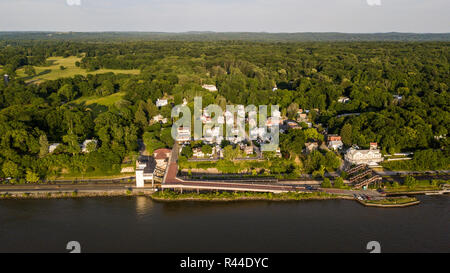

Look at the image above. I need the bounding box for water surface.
[0,196,448,253]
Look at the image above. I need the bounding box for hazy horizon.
[0,0,449,33]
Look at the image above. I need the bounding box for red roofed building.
[153,148,171,167]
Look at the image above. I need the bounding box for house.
[244,145,253,155]
[48,143,61,154]
[266,117,281,127]
[327,135,344,150]
[370,142,378,150]
[345,145,383,166]
[81,139,97,153]
[393,95,403,101]
[305,142,319,154]
[156,99,168,107]
[338,97,351,103]
[192,147,214,158]
[202,84,218,92]
[152,114,168,124]
[297,113,308,123]
[176,127,191,143]
[204,127,223,144]
[275,147,282,158]
[135,157,155,188]
[153,148,171,168]
[286,120,301,130]
[250,127,266,140]
[192,148,205,158]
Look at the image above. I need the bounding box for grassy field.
[365,197,418,205]
[73,92,126,107]
[16,56,140,83]
[384,185,441,193]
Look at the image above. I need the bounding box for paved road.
[321,188,383,197]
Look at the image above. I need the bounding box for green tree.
[304,128,324,141]
[85,140,97,153]
[223,145,242,161]
[201,144,213,155]
[404,176,417,189]
[2,161,19,178]
[287,102,299,119]
[160,128,174,148]
[134,104,148,128]
[24,65,36,76]
[26,169,40,183]
[322,178,332,188]
[96,80,115,96]
[340,123,352,146]
[143,132,165,154]
[181,146,193,158]
[63,134,80,155]
[39,134,49,158]
[334,177,344,188]
[58,84,77,101]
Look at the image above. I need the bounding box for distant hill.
[1,32,450,42]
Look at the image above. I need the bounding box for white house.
[338,97,351,103]
[48,143,61,154]
[345,145,383,166]
[327,135,344,150]
[393,95,403,101]
[202,84,218,92]
[176,127,191,143]
[193,147,215,158]
[152,114,168,124]
[156,99,168,107]
[135,157,155,188]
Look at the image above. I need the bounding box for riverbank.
[357,197,420,208]
[0,187,154,200]
[150,191,353,202]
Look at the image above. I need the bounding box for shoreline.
[0,188,154,200]
[356,199,421,208]
[150,194,355,203]
[0,186,445,208]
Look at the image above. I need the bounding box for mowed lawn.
[16,56,140,83]
[73,92,126,107]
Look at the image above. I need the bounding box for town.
[0,37,448,209]
[130,84,448,207]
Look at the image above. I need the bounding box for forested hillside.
[0,39,448,181]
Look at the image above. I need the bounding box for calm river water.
[0,196,448,253]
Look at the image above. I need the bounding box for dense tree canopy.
[0,39,448,180]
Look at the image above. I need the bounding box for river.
[0,195,448,253]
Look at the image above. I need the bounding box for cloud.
[66,0,81,6]
[366,0,381,6]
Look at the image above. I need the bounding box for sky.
[0,0,449,33]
